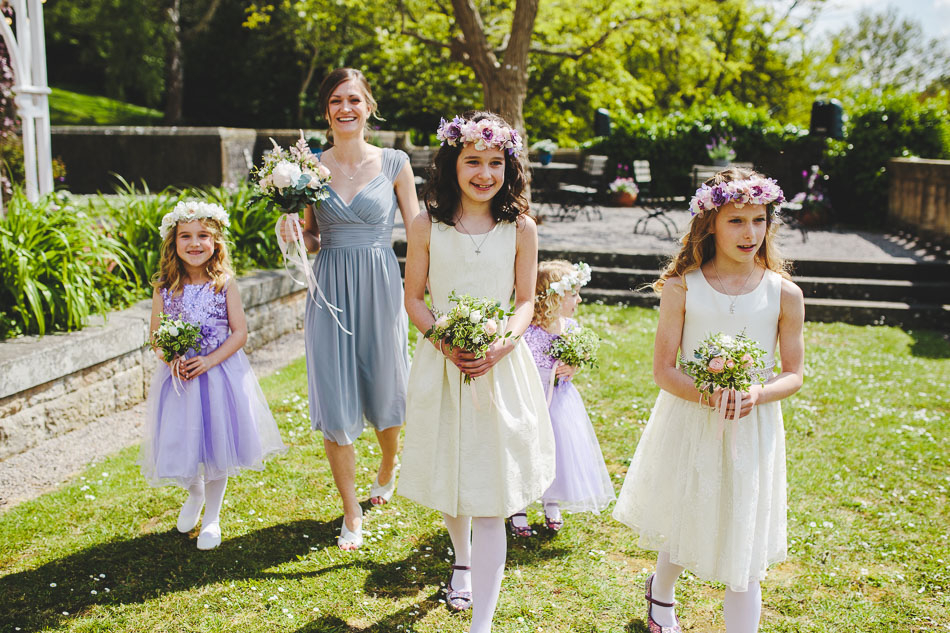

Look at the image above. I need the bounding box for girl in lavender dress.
[508,260,615,537]
[139,201,286,550]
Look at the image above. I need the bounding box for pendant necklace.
[713,261,757,314]
[328,149,367,180]
[456,216,495,255]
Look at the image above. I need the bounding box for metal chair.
[554,155,608,221]
[631,160,679,238]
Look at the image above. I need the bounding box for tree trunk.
[163,0,184,125]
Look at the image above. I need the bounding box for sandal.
[543,503,563,532]
[337,513,363,551]
[369,471,396,506]
[645,573,682,633]
[506,512,533,538]
[445,564,472,612]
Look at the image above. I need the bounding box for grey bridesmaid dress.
[304,148,409,445]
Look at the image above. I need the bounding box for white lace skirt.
[612,390,787,591]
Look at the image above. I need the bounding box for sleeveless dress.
[523,321,616,513]
[613,268,787,592]
[139,281,286,488]
[305,148,410,445]
[399,221,556,518]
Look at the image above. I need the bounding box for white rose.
[469,310,482,323]
[434,315,449,329]
[167,326,179,337]
[302,169,322,189]
[457,305,470,318]
[271,161,302,188]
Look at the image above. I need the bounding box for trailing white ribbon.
[546,360,559,407]
[714,388,741,460]
[276,214,352,335]
[170,357,186,396]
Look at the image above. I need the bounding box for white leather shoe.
[197,522,222,550]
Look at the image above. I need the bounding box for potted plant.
[531,139,558,165]
[790,165,833,227]
[705,136,736,166]
[608,177,639,206]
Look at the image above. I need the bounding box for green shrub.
[823,93,950,225]
[0,189,136,339]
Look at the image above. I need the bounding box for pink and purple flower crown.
[436,115,523,158]
[689,177,785,217]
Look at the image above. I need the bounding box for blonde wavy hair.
[151,218,234,295]
[653,166,790,294]
[533,259,577,329]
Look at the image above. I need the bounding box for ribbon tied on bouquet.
[706,388,741,460]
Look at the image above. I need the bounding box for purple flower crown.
[436,115,523,158]
[689,177,785,216]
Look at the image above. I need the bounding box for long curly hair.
[533,259,577,329]
[653,166,790,294]
[151,218,233,295]
[422,110,529,226]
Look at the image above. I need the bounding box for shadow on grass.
[908,328,950,358]
[0,518,346,631]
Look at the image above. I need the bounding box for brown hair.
[151,218,234,295]
[423,110,529,226]
[317,68,380,125]
[653,166,789,294]
[533,259,577,329]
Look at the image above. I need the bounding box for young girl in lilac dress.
[613,167,805,633]
[508,260,615,537]
[139,201,286,550]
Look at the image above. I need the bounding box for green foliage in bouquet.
[547,325,600,369]
[680,330,767,395]
[149,313,202,363]
[426,291,516,381]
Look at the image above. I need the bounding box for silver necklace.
[328,149,367,180]
[455,216,495,255]
[713,261,757,314]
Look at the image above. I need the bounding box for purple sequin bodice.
[160,281,229,353]
[523,319,578,370]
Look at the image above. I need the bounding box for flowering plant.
[159,200,230,240]
[705,136,736,162]
[679,331,767,396]
[530,138,557,153]
[689,177,785,217]
[149,313,203,363]
[250,132,332,215]
[789,165,832,225]
[546,262,591,296]
[608,177,639,195]
[547,325,599,385]
[436,115,523,158]
[426,291,517,383]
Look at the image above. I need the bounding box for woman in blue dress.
[282,67,419,549]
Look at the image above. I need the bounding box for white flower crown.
[159,200,230,239]
[545,262,591,297]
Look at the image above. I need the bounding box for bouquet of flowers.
[680,330,766,396]
[547,325,600,385]
[426,291,516,384]
[149,313,203,394]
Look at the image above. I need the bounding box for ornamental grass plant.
[0,305,946,632]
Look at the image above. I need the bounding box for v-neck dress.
[304,148,409,445]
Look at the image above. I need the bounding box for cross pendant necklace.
[456,216,495,255]
[713,261,757,314]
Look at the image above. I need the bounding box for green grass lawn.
[49,87,163,126]
[0,305,947,632]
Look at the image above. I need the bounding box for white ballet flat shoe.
[197,522,222,550]
[176,493,205,533]
[337,515,363,551]
[369,472,397,506]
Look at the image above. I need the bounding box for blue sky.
[809,0,950,40]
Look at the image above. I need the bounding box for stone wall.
[0,270,306,460]
[888,158,950,244]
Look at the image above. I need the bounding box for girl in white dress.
[400,111,555,633]
[613,167,805,633]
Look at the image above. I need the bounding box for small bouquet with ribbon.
[426,292,516,388]
[680,331,768,457]
[150,313,203,395]
[546,325,599,403]
[250,132,348,332]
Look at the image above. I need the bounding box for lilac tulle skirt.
[139,346,286,489]
[540,367,616,513]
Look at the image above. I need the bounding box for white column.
[27,0,52,195]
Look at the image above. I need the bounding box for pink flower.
[708,357,725,373]
[725,359,735,369]
[741,353,753,367]
[434,315,449,330]
[483,319,498,336]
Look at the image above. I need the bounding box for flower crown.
[436,115,523,158]
[159,200,230,239]
[689,177,785,217]
[545,262,591,297]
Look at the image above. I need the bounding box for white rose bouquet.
[250,133,332,215]
[426,291,516,384]
[149,313,203,394]
[547,325,600,386]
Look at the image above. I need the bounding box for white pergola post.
[0,0,53,214]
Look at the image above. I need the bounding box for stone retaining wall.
[888,158,950,244]
[0,270,305,460]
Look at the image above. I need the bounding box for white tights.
[652,552,762,632]
[201,477,228,527]
[442,514,507,633]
